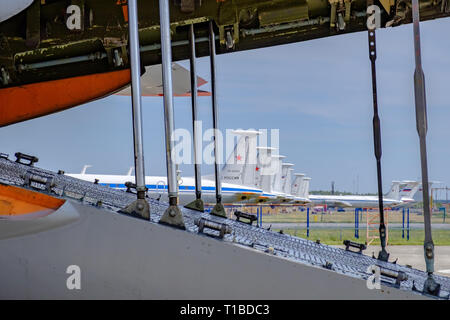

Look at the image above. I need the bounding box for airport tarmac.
[267,222,450,277]
[333,245,450,277]
[263,223,450,230]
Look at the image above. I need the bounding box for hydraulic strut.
[209,21,226,218]
[411,0,440,296]
[158,0,186,229]
[119,0,149,220]
[367,2,389,262]
[185,24,205,212]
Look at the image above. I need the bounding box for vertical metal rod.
[190,24,201,200]
[444,206,446,223]
[120,0,150,220]
[260,206,263,227]
[184,24,204,212]
[407,208,410,241]
[307,207,310,237]
[257,207,259,227]
[358,209,360,238]
[444,189,447,222]
[210,21,221,202]
[209,20,226,218]
[367,5,389,261]
[158,0,185,229]
[160,0,177,199]
[402,208,405,239]
[412,0,439,295]
[129,0,145,192]
[355,208,360,239]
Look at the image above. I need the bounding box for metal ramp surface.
[1,157,449,299]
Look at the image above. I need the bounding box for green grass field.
[262,209,449,224]
[277,228,450,246]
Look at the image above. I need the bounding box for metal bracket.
[159,197,186,230]
[125,181,137,194]
[119,192,150,220]
[195,217,231,239]
[337,13,346,30]
[0,153,9,160]
[184,198,205,212]
[22,171,55,193]
[1,67,10,85]
[180,0,195,13]
[211,202,227,218]
[234,210,257,225]
[219,23,239,49]
[113,49,124,67]
[15,152,39,166]
[343,240,366,254]
[377,266,408,288]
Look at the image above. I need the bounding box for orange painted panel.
[0,69,131,127]
[0,184,65,216]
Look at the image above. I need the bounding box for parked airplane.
[398,181,421,207]
[252,146,279,203]
[67,171,262,206]
[219,132,306,205]
[69,129,272,206]
[213,129,299,205]
[280,163,295,202]
[70,129,313,207]
[291,173,311,204]
[269,155,292,204]
[281,164,309,205]
[308,181,402,208]
[220,130,278,204]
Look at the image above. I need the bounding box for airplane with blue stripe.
[67,173,263,205]
[308,181,403,208]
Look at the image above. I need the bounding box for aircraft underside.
[0,0,449,127]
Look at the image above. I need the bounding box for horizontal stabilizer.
[116,63,210,97]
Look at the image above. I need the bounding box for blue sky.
[1,18,449,195]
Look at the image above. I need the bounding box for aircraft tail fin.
[292,173,305,196]
[299,177,311,199]
[281,164,294,195]
[271,155,286,193]
[81,165,92,175]
[256,147,277,192]
[400,181,421,199]
[221,130,260,187]
[126,167,134,176]
[385,181,401,200]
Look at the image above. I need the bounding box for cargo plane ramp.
[0,156,449,299]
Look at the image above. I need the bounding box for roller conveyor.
[1,157,449,299]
